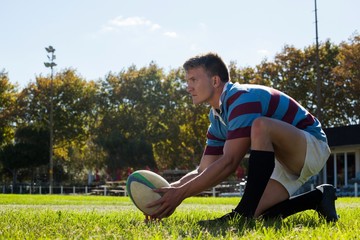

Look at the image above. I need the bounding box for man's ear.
[212,76,221,87]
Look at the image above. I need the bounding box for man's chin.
[191,97,204,105]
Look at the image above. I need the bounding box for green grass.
[0,195,360,239]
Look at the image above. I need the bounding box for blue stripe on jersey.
[205,83,327,155]
[270,94,288,120]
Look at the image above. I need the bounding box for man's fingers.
[150,200,174,219]
[146,197,164,208]
[144,214,161,223]
[146,188,170,208]
[153,187,170,193]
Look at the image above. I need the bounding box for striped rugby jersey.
[205,82,327,155]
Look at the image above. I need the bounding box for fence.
[0,181,241,197]
[0,183,127,196]
[1,182,358,197]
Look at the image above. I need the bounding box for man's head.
[183,53,229,107]
[183,52,229,83]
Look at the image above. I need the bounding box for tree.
[0,70,17,147]
[16,69,100,183]
[152,68,209,169]
[2,34,359,183]
[95,64,165,177]
[244,40,350,127]
[95,63,211,173]
[250,45,316,111]
[332,34,360,125]
[0,126,49,186]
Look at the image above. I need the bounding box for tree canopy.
[1,35,359,185]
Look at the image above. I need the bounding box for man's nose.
[186,85,192,93]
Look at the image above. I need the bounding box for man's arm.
[170,154,221,187]
[179,137,250,197]
[149,137,250,219]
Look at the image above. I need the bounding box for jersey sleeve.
[204,126,226,155]
[204,109,226,155]
[226,91,262,139]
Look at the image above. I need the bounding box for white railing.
[1,182,359,197]
[0,185,127,196]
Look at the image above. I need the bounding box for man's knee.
[251,117,273,140]
[250,117,275,150]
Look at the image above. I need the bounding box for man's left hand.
[146,187,185,219]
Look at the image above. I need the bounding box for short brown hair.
[183,52,229,82]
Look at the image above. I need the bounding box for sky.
[1,0,359,89]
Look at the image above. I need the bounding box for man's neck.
[211,82,228,109]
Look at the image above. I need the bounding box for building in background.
[322,125,360,194]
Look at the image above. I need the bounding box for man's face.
[185,67,215,105]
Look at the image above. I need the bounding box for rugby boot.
[316,184,339,222]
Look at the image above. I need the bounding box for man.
[148,52,338,223]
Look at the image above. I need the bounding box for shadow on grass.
[196,216,259,237]
[127,211,338,238]
[196,213,336,238]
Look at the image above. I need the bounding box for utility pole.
[44,46,57,194]
[314,0,322,121]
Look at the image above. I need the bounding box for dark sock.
[234,150,275,217]
[261,188,322,219]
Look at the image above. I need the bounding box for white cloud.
[110,16,150,27]
[257,49,271,56]
[100,16,178,41]
[102,16,162,32]
[164,31,177,38]
[150,24,161,31]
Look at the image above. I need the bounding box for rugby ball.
[126,170,170,215]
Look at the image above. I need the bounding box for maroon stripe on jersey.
[227,126,251,139]
[266,90,280,117]
[282,100,299,124]
[207,131,225,142]
[296,114,315,129]
[226,91,246,108]
[204,146,223,155]
[229,102,262,122]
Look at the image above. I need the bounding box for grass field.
[1,195,360,239]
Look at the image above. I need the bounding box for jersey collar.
[211,82,229,126]
[219,82,229,109]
